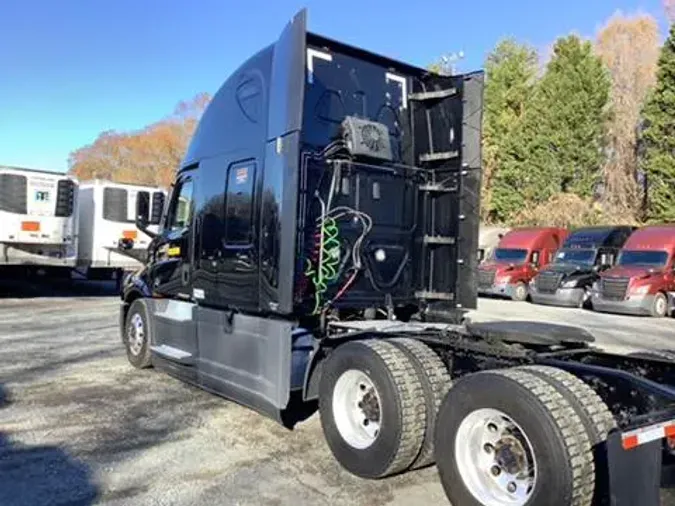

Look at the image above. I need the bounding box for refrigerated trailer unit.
[0,165,78,277]
[119,9,675,506]
[76,180,166,282]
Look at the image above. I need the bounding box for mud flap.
[600,430,662,506]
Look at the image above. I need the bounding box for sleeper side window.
[165,178,194,232]
[224,161,256,246]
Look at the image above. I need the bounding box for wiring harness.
[303,151,374,315]
[304,215,341,314]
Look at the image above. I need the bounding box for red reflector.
[622,435,639,450]
[21,221,40,232]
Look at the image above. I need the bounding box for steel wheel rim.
[455,408,537,506]
[516,285,526,300]
[656,296,666,316]
[127,313,145,356]
[332,369,382,449]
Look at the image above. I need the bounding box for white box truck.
[76,179,166,285]
[0,165,78,278]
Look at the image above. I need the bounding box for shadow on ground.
[0,383,99,506]
[0,278,120,299]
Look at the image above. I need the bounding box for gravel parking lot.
[1,280,675,506]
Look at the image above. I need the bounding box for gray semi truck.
[119,9,675,506]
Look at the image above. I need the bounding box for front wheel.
[651,292,668,318]
[434,368,594,506]
[512,282,528,302]
[124,299,152,369]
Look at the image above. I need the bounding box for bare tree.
[665,0,675,23]
[595,11,660,219]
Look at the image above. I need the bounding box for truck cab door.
[149,172,196,299]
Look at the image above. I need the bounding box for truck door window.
[531,251,540,266]
[166,178,194,232]
[224,162,256,245]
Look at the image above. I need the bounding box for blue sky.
[0,0,669,173]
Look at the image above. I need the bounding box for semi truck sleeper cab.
[477,226,569,301]
[529,226,635,308]
[591,225,675,317]
[119,10,675,506]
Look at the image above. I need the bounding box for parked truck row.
[0,165,166,286]
[118,9,675,506]
[478,224,675,318]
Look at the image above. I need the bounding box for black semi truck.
[529,226,636,309]
[119,10,675,506]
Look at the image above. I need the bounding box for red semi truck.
[477,227,569,301]
[591,224,675,317]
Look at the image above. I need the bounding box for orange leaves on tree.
[68,93,211,188]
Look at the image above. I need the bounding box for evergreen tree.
[492,35,611,222]
[639,24,675,222]
[481,39,538,222]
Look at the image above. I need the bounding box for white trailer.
[0,165,78,277]
[76,179,166,282]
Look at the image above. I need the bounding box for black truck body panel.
[121,9,483,422]
[139,8,483,319]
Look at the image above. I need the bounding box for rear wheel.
[512,282,528,302]
[389,338,452,469]
[518,365,616,446]
[318,339,426,479]
[651,292,668,318]
[434,368,594,506]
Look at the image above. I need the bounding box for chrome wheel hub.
[127,313,145,356]
[332,370,382,449]
[455,408,537,506]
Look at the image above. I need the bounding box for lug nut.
[488,423,498,433]
[491,466,501,477]
[484,443,494,454]
[507,482,517,493]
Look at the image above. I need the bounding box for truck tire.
[512,281,528,302]
[434,368,594,506]
[651,292,668,318]
[318,339,426,479]
[124,299,152,369]
[389,337,452,469]
[517,365,617,447]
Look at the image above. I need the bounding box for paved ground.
[1,279,674,506]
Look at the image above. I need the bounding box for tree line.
[457,8,675,227]
[69,7,675,228]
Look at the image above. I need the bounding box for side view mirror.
[150,192,165,225]
[135,192,157,239]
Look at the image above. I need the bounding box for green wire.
[305,217,341,314]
